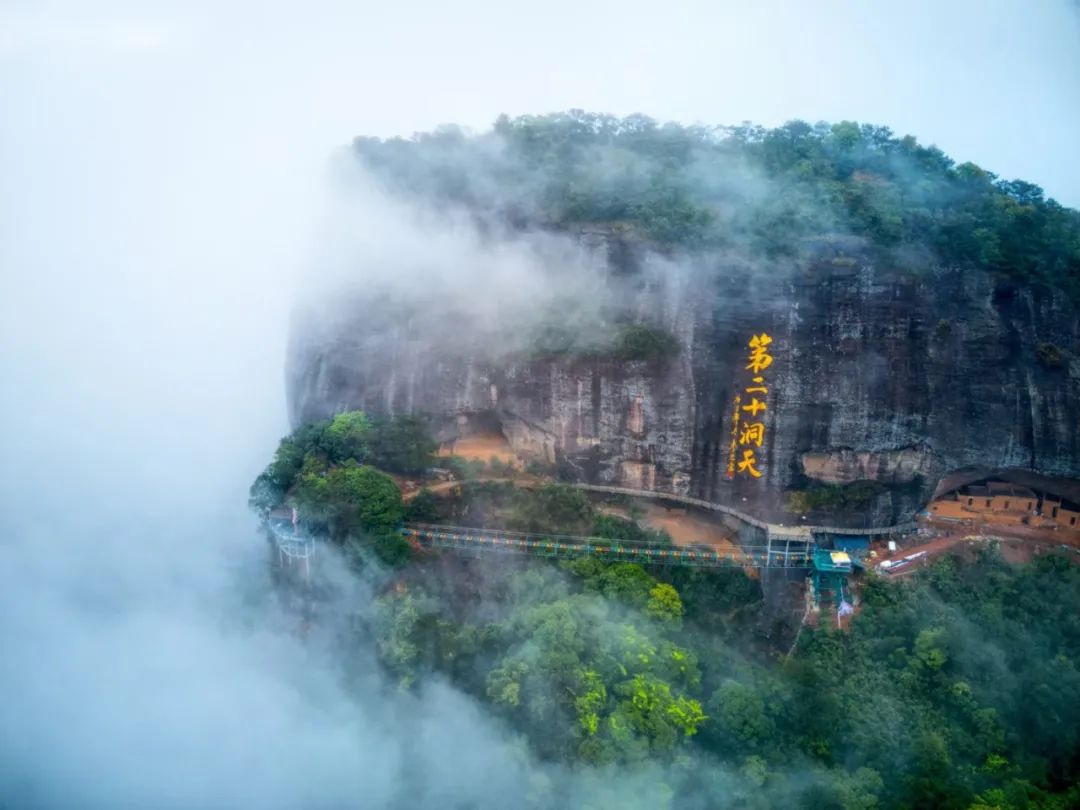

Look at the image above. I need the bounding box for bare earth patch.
[437,432,518,465]
[639,503,738,553]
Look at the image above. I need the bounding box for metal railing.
[571,484,916,537]
[402,523,815,568]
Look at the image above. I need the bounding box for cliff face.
[288,229,1080,526]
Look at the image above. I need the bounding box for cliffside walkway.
[273,482,914,572]
[569,483,917,540]
[402,523,814,569]
[404,477,917,539]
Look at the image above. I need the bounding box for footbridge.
[401,523,814,568]
[271,521,813,570]
[270,483,915,573]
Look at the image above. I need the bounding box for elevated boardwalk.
[270,483,914,572]
[402,523,814,568]
[570,484,915,540]
[268,524,315,577]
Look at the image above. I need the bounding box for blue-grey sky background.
[4,0,1078,205]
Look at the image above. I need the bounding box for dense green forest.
[353,111,1080,303]
[253,413,1080,809]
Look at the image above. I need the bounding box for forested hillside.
[275,115,1080,806]
[354,112,1080,302]
[254,413,1080,809]
[292,112,1080,524]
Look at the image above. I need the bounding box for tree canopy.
[252,414,1080,806]
[354,111,1080,303]
[366,539,1080,808]
[249,409,435,512]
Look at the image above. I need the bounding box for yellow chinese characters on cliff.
[726,333,773,480]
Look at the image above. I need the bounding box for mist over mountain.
[264,113,1080,808]
[3,2,1080,809]
[292,113,1080,524]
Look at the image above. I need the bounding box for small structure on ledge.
[926,479,1080,534]
[810,548,852,610]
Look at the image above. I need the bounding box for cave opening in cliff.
[436,410,521,470]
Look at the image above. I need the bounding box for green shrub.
[787,480,886,514]
[525,457,557,477]
[465,458,488,479]
[440,456,470,480]
[373,533,412,568]
[248,420,331,510]
[508,484,594,534]
[592,514,672,546]
[610,323,680,363]
[322,411,372,463]
[528,321,679,365]
[294,461,404,538]
[405,489,443,523]
[366,414,437,474]
[250,411,437,512]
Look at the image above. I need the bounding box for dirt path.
[874,534,968,576]
[401,477,740,552]
[919,516,1080,548]
[874,529,1079,578]
[401,479,461,501]
[639,503,738,552]
[400,475,544,502]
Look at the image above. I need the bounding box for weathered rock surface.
[288,230,1080,526]
[799,446,934,486]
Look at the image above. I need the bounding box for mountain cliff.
[288,113,1080,525]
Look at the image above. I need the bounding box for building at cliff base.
[927,480,1080,534]
[1040,495,1080,531]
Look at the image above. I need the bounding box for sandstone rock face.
[800,446,933,485]
[288,230,1080,526]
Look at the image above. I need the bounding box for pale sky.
[3,0,1078,204]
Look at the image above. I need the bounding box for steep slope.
[288,114,1080,525]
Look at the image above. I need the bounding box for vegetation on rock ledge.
[252,415,1080,808]
[787,480,888,515]
[372,540,1080,808]
[355,111,1080,303]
